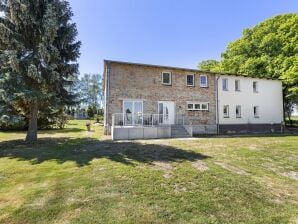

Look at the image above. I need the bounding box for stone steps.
[171,125,191,138]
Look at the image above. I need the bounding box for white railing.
[112,113,192,127]
[175,114,192,125]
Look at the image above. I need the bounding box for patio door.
[123,100,143,125]
[158,101,175,125]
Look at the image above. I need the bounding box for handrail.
[112,113,192,127]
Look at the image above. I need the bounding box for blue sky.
[68,0,298,75]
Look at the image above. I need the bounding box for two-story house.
[103,60,284,140]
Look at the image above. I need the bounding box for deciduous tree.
[198,14,298,120]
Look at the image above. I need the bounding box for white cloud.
[0,12,4,17]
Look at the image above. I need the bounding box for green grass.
[0,120,297,223]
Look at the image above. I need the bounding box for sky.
[68,0,298,76]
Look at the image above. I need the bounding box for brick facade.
[104,61,217,134]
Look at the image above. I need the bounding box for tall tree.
[198,14,298,119]
[0,0,81,142]
[79,74,102,108]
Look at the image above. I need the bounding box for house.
[217,75,283,133]
[103,60,284,140]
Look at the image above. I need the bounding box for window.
[222,78,228,91]
[186,74,194,86]
[123,100,143,125]
[253,81,258,93]
[195,104,200,110]
[254,106,259,118]
[200,75,208,87]
[201,103,209,110]
[236,105,241,118]
[187,104,194,110]
[223,105,229,118]
[187,102,209,111]
[235,80,240,91]
[162,72,171,85]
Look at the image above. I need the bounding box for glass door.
[158,102,175,125]
[123,100,143,125]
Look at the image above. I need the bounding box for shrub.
[0,115,26,131]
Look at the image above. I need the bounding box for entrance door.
[158,101,175,125]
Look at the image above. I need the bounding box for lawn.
[0,120,297,224]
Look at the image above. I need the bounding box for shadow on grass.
[0,137,209,166]
[40,128,85,134]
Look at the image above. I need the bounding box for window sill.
[186,85,195,87]
[235,90,241,92]
[200,86,208,88]
[223,89,229,91]
[162,83,172,86]
[223,116,230,118]
[236,117,242,118]
[254,116,260,118]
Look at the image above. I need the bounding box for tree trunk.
[25,100,38,143]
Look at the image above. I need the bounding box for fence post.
[152,115,153,127]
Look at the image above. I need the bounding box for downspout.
[281,82,285,133]
[104,61,111,134]
[216,75,220,135]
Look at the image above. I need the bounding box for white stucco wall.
[218,75,283,124]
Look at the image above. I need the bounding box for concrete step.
[171,125,190,138]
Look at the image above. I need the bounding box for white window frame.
[201,103,209,111]
[223,105,229,118]
[162,72,172,85]
[122,100,144,125]
[235,80,240,91]
[194,103,201,110]
[187,102,209,111]
[236,105,241,118]
[187,103,194,110]
[253,106,259,118]
[200,75,208,87]
[222,78,228,91]
[253,81,258,93]
[186,74,195,86]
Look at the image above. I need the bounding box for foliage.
[220,14,297,101]
[52,113,68,129]
[0,0,81,142]
[78,73,102,108]
[198,14,298,118]
[87,105,95,118]
[198,59,220,71]
[0,115,26,130]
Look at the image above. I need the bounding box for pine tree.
[0,0,81,143]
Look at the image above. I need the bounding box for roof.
[103,60,280,81]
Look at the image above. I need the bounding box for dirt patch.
[191,160,209,172]
[281,171,298,181]
[247,145,260,151]
[288,156,298,162]
[152,162,173,178]
[265,163,298,181]
[214,162,249,175]
[173,183,187,193]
